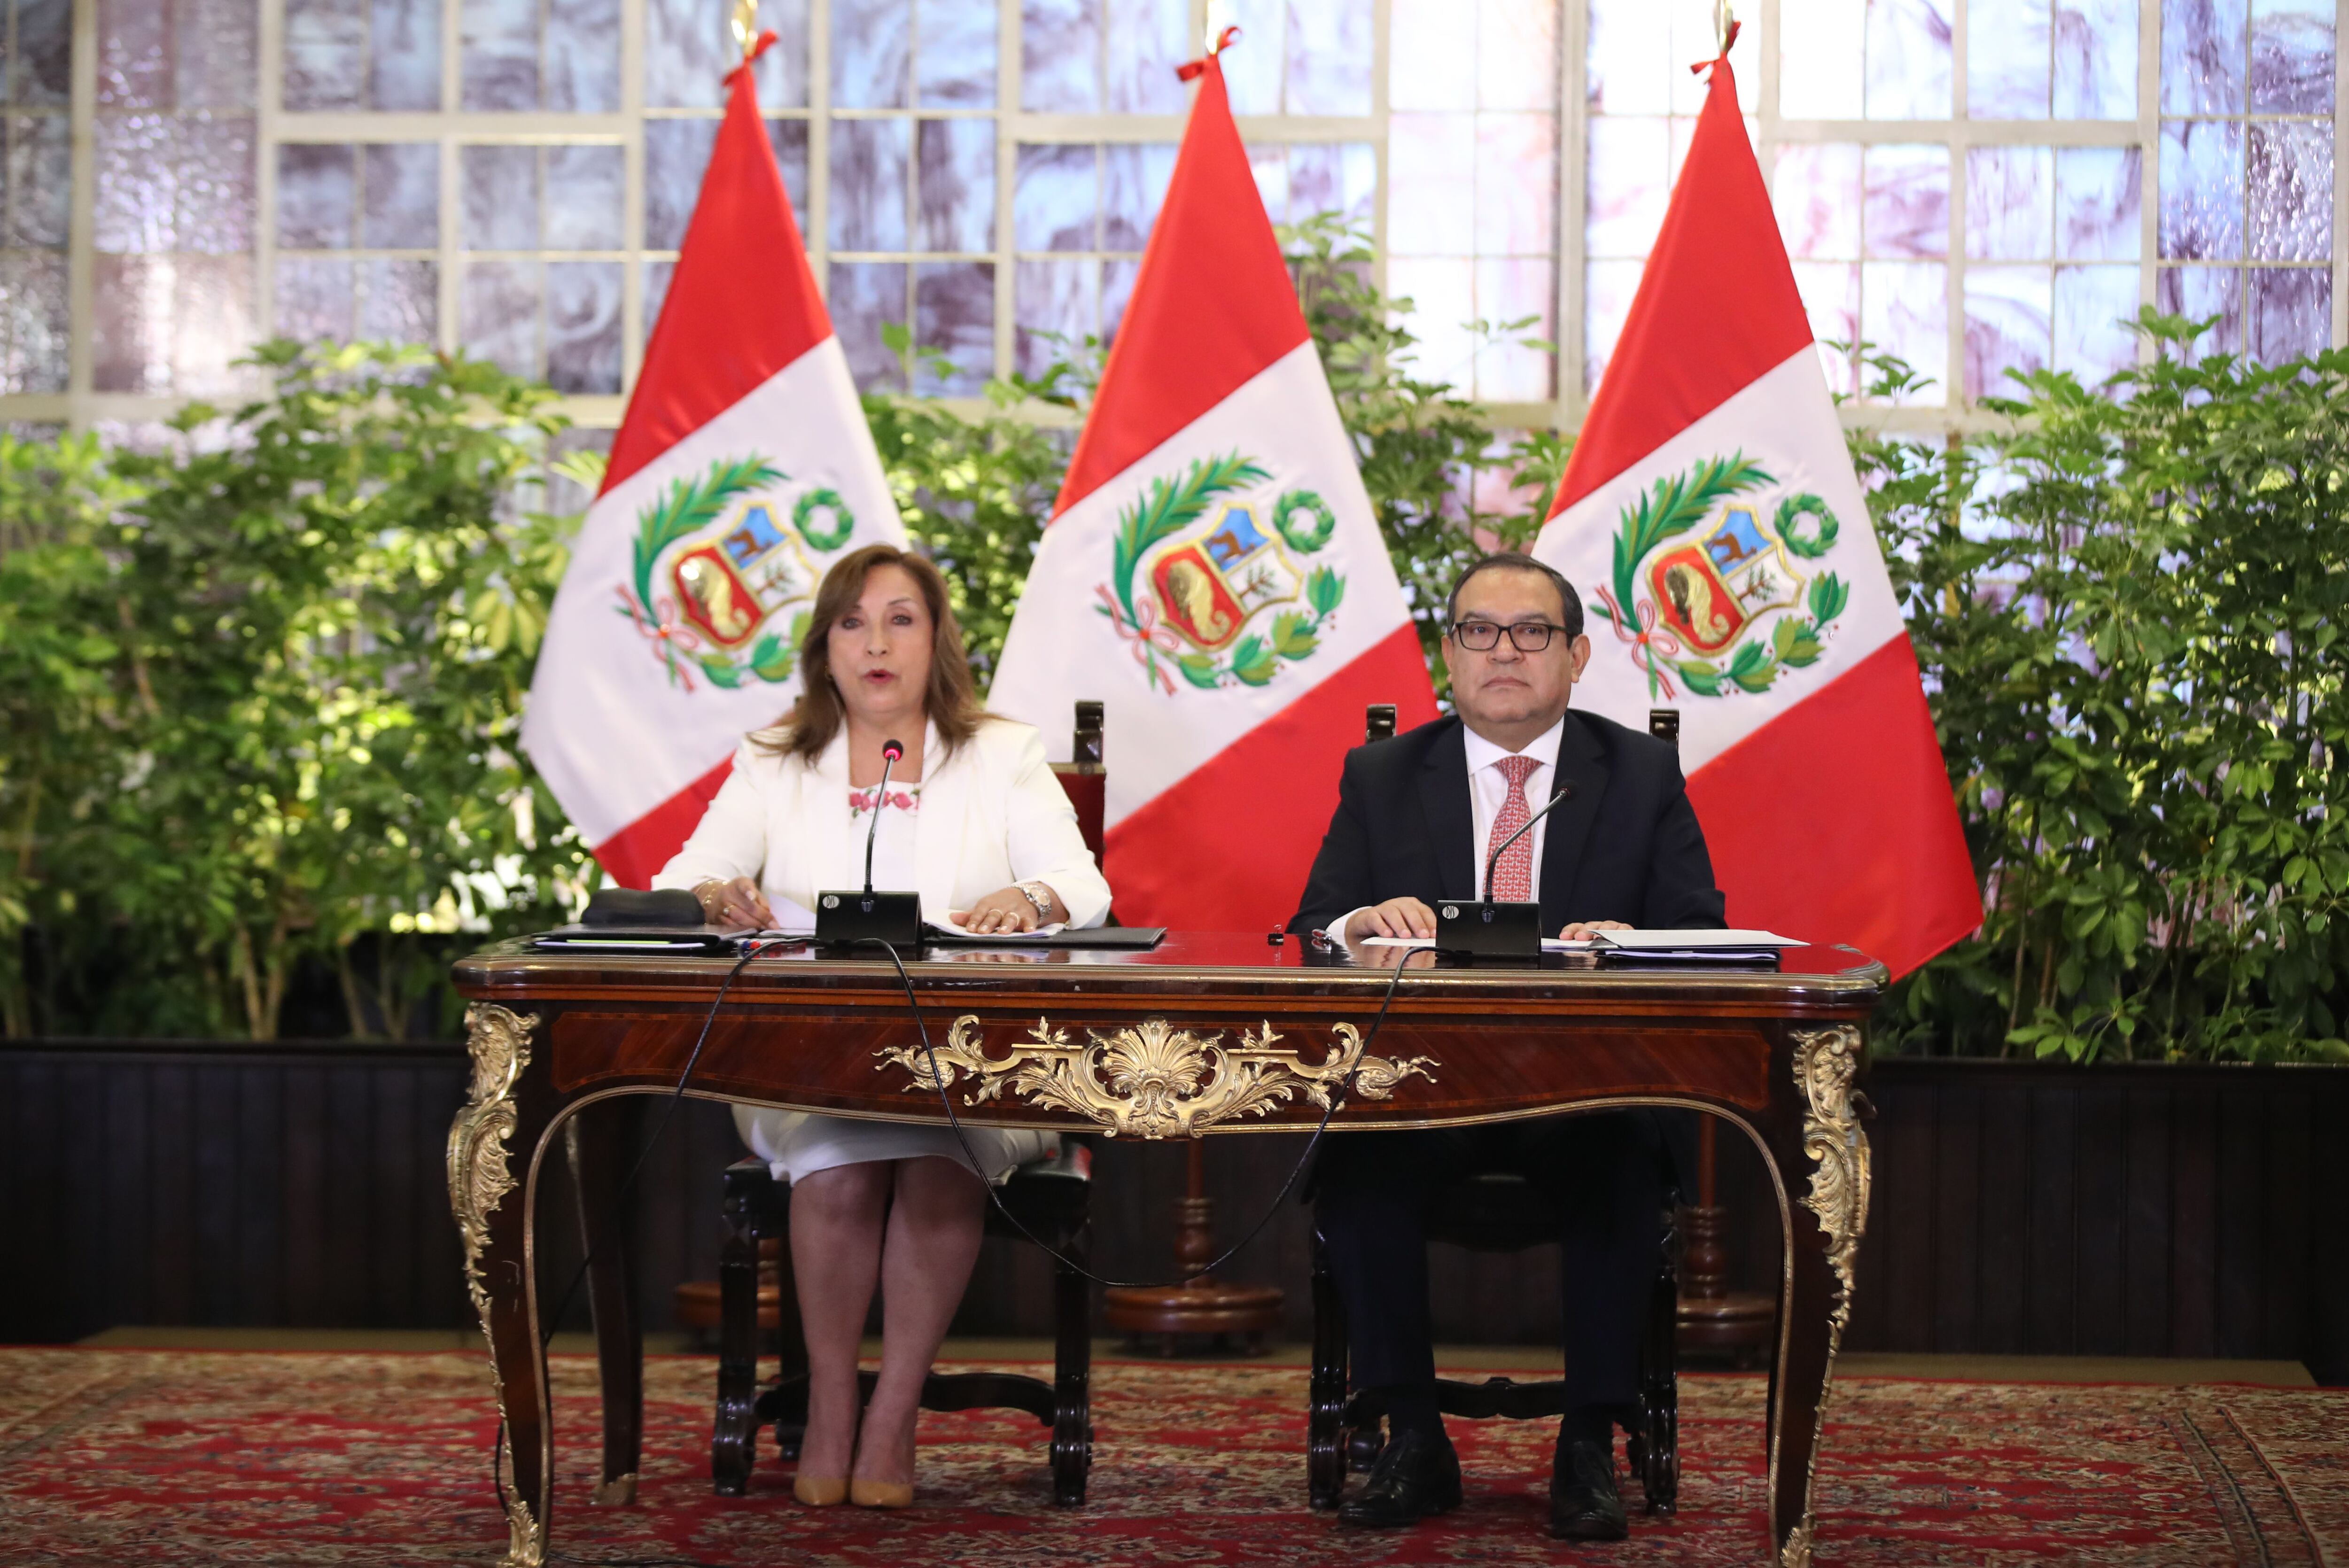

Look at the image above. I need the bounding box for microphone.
[818,736,923,948]
[863,737,904,894]
[1481,782,1576,903]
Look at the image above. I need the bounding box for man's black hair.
[1446,551,1584,641]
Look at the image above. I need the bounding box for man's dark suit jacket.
[1289,710,1727,937]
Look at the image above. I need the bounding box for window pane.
[1014,143,1096,253]
[1774,143,1864,260]
[6,117,71,248]
[1015,256,1097,376]
[2159,118,2243,259]
[1396,0,1477,112]
[1966,146,2053,261]
[1287,0,1375,117]
[1022,0,1100,112]
[2052,263,2139,380]
[544,145,624,251]
[462,144,539,249]
[645,119,718,249]
[2054,0,2137,117]
[278,143,356,250]
[1388,112,1473,257]
[2247,120,2331,260]
[11,0,72,107]
[1106,0,1186,113]
[1963,264,2051,397]
[460,258,539,374]
[182,0,262,110]
[829,259,909,389]
[371,0,443,109]
[460,0,538,110]
[1219,0,1284,115]
[1581,255,1642,391]
[914,258,992,392]
[1585,115,1666,259]
[834,0,911,109]
[1099,142,1175,251]
[361,144,439,253]
[2247,265,2329,360]
[0,252,69,392]
[1860,260,1947,402]
[648,0,810,108]
[547,260,622,391]
[830,117,910,251]
[1863,144,1949,259]
[282,0,366,111]
[1474,112,1554,255]
[917,0,996,108]
[1780,0,1865,118]
[358,257,437,341]
[1474,254,1554,400]
[276,256,354,337]
[917,118,994,252]
[1286,142,1377,229]
[1791,259,1862,394]
[2153,264,2242,355]
[1476,0,1555,112]
[2248,0,2330,113]
[1969,0,2051,118]
[548,0,622,112]
[2162,0,2246,115]
[1867,0,1952,119]
[2054,146,2140,260]
[1387,254,1475,393]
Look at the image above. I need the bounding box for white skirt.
[731,1103,1058,1186]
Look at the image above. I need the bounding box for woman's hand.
[953,883,1062,934]
[695,877,775,930]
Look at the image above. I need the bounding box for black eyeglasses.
[1450,619,1571,652]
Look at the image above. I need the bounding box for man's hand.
[1557,919,1631,940]
[695,877,774,930]
[1348,897,1437,941]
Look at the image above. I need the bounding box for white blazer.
[651,715,1113,929]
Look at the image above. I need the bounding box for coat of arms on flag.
[1097,452,1347,693]
[1594,454,1850,700]
[617,455,863,691]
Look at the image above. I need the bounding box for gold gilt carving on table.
[1781,1022,1872,1568]
[445,1001,546,1568]
[876,1015,1437,1139]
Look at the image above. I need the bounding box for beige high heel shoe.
[792,1474,848,1507]
[848,1477,913,1509]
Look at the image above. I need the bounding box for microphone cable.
[857,935,1418,1291]
[490,934,794,1529]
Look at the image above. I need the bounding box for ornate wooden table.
[448,933,1881,1568]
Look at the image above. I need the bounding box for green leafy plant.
[1864,315,2349,1063]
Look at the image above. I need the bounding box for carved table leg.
[565,1096,644,1505]
[713,1161,769,1495]
[1765,1025,1870,1568]
[448,1002,554,1568]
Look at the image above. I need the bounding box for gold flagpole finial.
[731,0,759,62]
[1714,0,1736,54]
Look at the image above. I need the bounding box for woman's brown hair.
[755,543,985,763]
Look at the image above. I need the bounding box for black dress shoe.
[1549,1437,1630,1541]
[1338,1427,1463,1528]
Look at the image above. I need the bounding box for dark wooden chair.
[1304,703,1680,1514]
[713,1146,1096,1504]
[702,699,1110,1506]
[1306,1178,1681,1514]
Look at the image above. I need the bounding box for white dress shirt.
[1333,716,1567,940]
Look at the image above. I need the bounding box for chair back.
[1049,699,1107,860]
[1365,704,1397,744]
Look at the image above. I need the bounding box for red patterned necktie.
[1485,753,1541,901]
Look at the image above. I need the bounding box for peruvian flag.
[1534,43,1976,977]
[523,37,905,887]
[988,33,1436,933]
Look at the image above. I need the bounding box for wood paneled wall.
[4,1043,2341,1381]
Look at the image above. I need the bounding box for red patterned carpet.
[0,1349,2342,1566]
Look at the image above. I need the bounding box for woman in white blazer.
[653,544,1111,1510]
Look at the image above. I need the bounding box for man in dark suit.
[1289,550,1725,1541]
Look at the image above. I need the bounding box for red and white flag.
[524,38,905,887]
[1534,44,1976,976]
[988,33,1436,933]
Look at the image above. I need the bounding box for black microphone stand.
[1436,781,1575,960]
[816,736,924,947]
